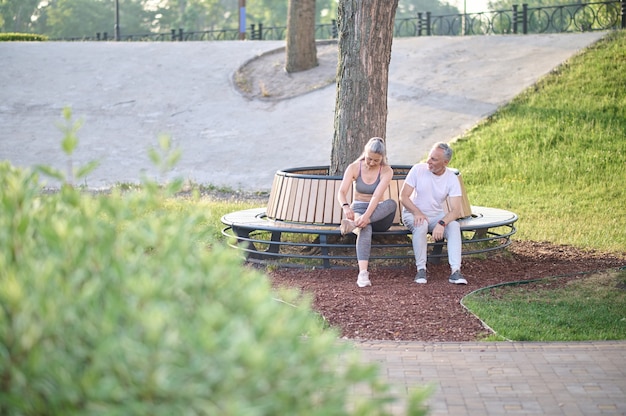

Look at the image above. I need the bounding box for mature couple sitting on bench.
[337,138,467,288]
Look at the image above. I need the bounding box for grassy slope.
[451,30,626,254]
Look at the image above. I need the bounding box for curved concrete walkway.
[0,32,605,191]
[2,33,624,415]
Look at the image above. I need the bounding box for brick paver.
[351,341,626,415]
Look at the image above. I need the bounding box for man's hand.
[412,212,427,227]
[432,223,445,241]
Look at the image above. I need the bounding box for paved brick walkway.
[351,341,626,415]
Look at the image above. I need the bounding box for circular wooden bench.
[221,166,518,268]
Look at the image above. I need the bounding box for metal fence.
[65,1,625,42]
[394,0,625,36]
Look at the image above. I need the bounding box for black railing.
[74,21,336,42]
[61,1,624,42]
[395,1,623,36]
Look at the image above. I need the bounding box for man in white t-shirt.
[399,142,467,285]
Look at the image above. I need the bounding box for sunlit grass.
[463,269,626,341]
[451,30,626,254]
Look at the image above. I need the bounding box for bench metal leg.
[231,227,282,260]
[231,226,257,254]
[429,242,444,264]
[319,234,331,269]
[472,228,488,239]
[267,231,282,254]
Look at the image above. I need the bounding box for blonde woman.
[337,137,397,287]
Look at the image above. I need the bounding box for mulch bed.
[268,241,626,341]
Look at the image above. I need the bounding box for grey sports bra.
[355,161,381,195]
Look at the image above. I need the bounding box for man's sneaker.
[340,219,356,236]
[449,270,467,285]
[357,270,371,287]
[414,269,427,284]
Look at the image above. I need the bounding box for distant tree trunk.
[285,0,318,73]
[330,0,399,176]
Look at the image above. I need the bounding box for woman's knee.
[384,198,397,211]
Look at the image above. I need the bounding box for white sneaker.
[357,270,371,287]
[414,269,427,284]
[449,270,467,285]
[340,219,356,235]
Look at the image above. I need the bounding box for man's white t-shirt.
[404,164,462,218]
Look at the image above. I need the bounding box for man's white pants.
[401,209,462,272]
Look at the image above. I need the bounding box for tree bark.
[285,0,318,73]
[330,0,399,176]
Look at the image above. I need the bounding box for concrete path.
[0,32,605,191]
[350,340,626,415]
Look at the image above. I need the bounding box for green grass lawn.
[451,30,626,255]
[463,268,626,341]
[450,30,626,340]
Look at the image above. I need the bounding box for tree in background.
[152,0,237,33]
[397,0,459,18]
[244,0,289,27]
[285,0,318,73]
[0,0,156,38]
[43,0,152,38]
[316,0,338,23]
[330,0,399,175]
[488,0,582,11]
[0,0,40,32]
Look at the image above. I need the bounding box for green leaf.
[35,165,65,181]
[75,160,100,180]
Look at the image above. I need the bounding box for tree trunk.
[285,0,318,73]
[330,0,399,176]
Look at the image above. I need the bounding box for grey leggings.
[351,199,397,261]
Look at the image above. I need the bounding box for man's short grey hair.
[432,142,453,161]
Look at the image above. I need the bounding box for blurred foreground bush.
[0,162,428,415]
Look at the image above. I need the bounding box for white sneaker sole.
[357,279,371,287]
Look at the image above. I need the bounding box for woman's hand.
[342,205,355,220]
[355,213,370,227]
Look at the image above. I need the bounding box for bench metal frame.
[221,206,518,269]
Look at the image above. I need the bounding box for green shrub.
[0,163,427,415]
[0,33,48,41]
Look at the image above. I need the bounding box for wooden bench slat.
[292,176,304,222]
[284,177,298,221]
[305,178,318,223]
[389,178,403,224]
[298,178,311,222]
[266,174,281,219]
[314,180,327,224]
[272,174,288,220]
[445,171,472,219]
[322,181,334,224]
